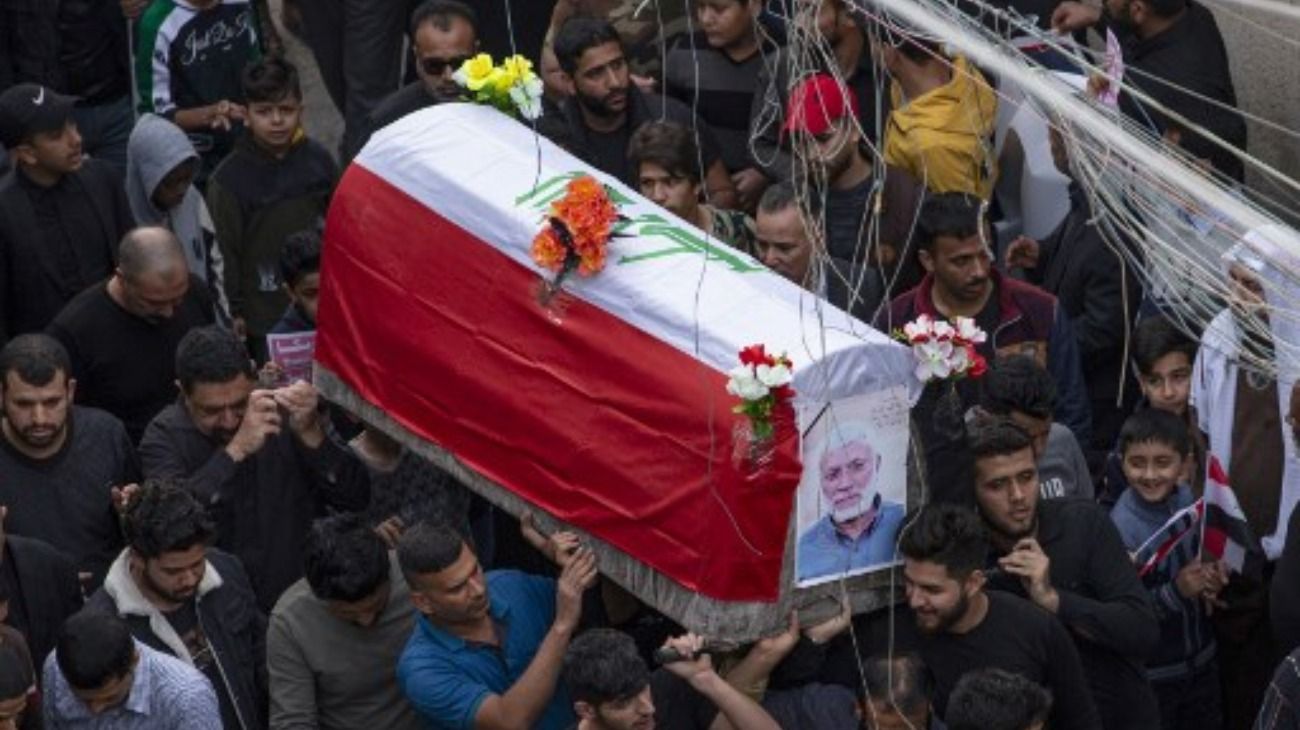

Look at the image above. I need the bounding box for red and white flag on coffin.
[1133,498,1203,578]
[1202,455,1263,575]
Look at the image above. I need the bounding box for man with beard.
[876,193,1090,503]
[47,227,216,443]
[139,325,370,611]
[1051,0,1246,182]
[968,416,1160,730]
[347,0,481,161]
[796,428,905,582]
[0,83,134,340]
[0,333,138,588]
[898,502,1100,729]
[1190,236,1298,729]
[88,480,267,730]
[782,74,924,293]
[549,18,737,210]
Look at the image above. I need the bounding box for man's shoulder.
[70,405,132,443]
[487,569,555,601]
[49,281,112,330]
[142,641,214,693]
[141,402,192,440]
[985,589,1057,630]
[1000,276,1059,322]
[372,83,437,128]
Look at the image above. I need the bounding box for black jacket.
[88,548,268,730]
[1273,504,1300,657]
[1024,182,1141,406]
[0,162,133,339]
[139,402,370,611]
[825,257,887,324]
[0,0,130,101]
[986,498,1160,730]
[4,535,83,670]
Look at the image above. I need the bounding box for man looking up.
[898,502,1100,729]
[350,0,481,160]
[550,17,737,209]
[754,181,884,322]
[0,334,137,588]
[796,427,905,582]
[0,83,133,340]
[563,628,782,730]
[140,325,370,611]
[968,416,1159,729]
[89,481,267,730]
[48,227,216,443]
[397,521,598,730]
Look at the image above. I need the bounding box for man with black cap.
[0,83,134,341]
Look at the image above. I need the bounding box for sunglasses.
[421,55,472,76]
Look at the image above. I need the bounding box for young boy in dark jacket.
[1109,408,1227,730]
[207,56,335,362]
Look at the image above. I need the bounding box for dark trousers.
[1154,663,1223,730]
[1215,568,1278,730]
[301,0,409,158]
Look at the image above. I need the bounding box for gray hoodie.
[126,113,231,321]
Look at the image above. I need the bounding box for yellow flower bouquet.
[453,53,545,121]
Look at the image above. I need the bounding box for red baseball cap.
[782,74,859,137]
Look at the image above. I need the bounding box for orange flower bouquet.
[531,176,621,304]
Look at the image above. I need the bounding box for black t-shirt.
[915,591,1101,730]
[0,555,30,641]
[57,0,129,102]
[563,668,718,730]
[46,277,215,443]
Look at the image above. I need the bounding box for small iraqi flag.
[1133,498,1203,578]
[1202,455,1264,576]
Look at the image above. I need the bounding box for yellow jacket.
[884,55,998,198]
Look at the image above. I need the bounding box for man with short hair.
[897,502,1100,729]
[876,192,1090,503]
[43,609,220,729]
[563,628,782,730]
[782,74,923,289]
[396,521,597,730]
[47,227,217,443]
[946,668,1053,730]
[349,0,481,160]
[0,83,133,340]
[89,480,266,730]
[549,18,737,209]
[268,513,424,730]
[968,417,1159,729]
[139,325,370,611]
[979,355,1092,500]
[796,428,905,582]
[754,181,883,322]
[858,653,935,729]
[0,334,137,588]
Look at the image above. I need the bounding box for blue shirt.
[796,501,905,582]
[397,570,573,730]
[43,640,221,729]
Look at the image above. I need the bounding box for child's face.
[1139,351,1192,417]
[287,272,320,325]
[246,94,303,157]
[1122,440,1186,503]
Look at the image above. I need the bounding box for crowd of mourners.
[0,0,1296,728]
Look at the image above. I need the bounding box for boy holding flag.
[1110,408,1227,730]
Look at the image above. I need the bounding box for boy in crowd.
[269,227,322,335]
[979,355,1093,500]
[207,57,337,362]
[627,121,757,254]
[1101,316,1201,505]
[1109,408,1226,730]
[135,0,264,183]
